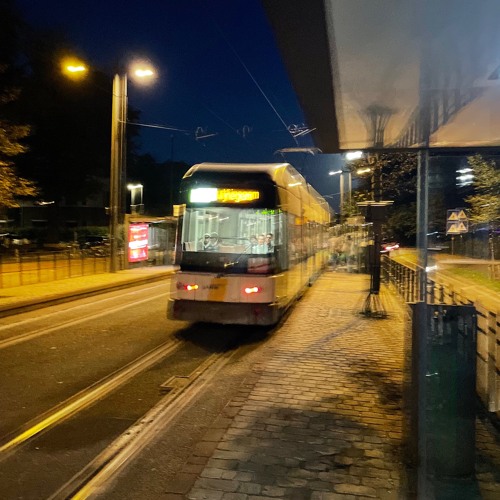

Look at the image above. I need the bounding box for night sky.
[15,0,343,205]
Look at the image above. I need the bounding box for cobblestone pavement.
[164,272,500,499]
[166,273,408,499]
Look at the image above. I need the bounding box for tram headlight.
[244,286,262,294]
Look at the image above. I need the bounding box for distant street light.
[273,147,322,155]
[61,58,88,81]
[356,167,372,175]
[345,150,363,161]
[127,183,144,215]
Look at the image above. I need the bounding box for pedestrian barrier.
[0,251,113,288]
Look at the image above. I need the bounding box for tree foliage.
[0,1,38,209]
[347,152,418,242]
[465,154,500,226]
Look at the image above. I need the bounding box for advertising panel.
[128,223,148,262]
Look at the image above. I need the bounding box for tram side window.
[288,213,299,265]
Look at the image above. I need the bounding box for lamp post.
[329,168,353,221]
[109,65,155,272]
[62,59,155,273]
[109,73,127,272]
[328,169,343,216]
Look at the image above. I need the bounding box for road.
[0,279,271,499]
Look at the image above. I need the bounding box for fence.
[383,255,500,414]
[0,250,116,288]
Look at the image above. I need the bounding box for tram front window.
[180,207,282,271]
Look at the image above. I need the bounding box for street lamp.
[62,58,155,272]
[61,57,87,81]
[329,168,353,220]
[345,150,363,161]
[109,64,155,272]
[127,183,144,215]
[109,73,127,272]
[328,170,344,216]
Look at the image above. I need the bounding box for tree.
[16,32,113,205]
[0,1,38,211]
[347,152,418,243]
[465,154,500,226]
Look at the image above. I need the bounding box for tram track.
[0,337,182,456]
[49,349,236,500]
[0,283,170,349]
[0,278,264,499]
[0,318,253,498]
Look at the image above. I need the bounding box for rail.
[382,255,500,414]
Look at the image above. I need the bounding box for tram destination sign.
[190,188,260,204]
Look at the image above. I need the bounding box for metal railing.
[382,256,473,306]
[382,255,500,413]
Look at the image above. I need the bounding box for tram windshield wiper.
[222,243,254,270]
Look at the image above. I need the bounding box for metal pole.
[348,171,352,206]
[339,172,344,222]
[109,73,127,273]
[416,150,429,301]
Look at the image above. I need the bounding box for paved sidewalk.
[168,273,410,499]
[164,273,500,500]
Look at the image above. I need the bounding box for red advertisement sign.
[128,223,148,262]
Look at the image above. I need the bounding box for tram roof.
[186,162,303,190]
[187,162,295,176]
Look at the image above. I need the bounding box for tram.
[167,163,331,325]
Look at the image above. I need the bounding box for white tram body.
[167,163,331,325]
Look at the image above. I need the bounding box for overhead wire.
[207,11,299,146]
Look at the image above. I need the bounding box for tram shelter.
[262,0,500,496]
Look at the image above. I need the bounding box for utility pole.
[109,73,127,273]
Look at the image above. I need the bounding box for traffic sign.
[446,208,469,235]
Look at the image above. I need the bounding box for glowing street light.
[66,65,86,73]
[127,183,144,215]
[356,167,372,175]
[134,68,154,78]
[62,57,88,81]
[345,150,363,161]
